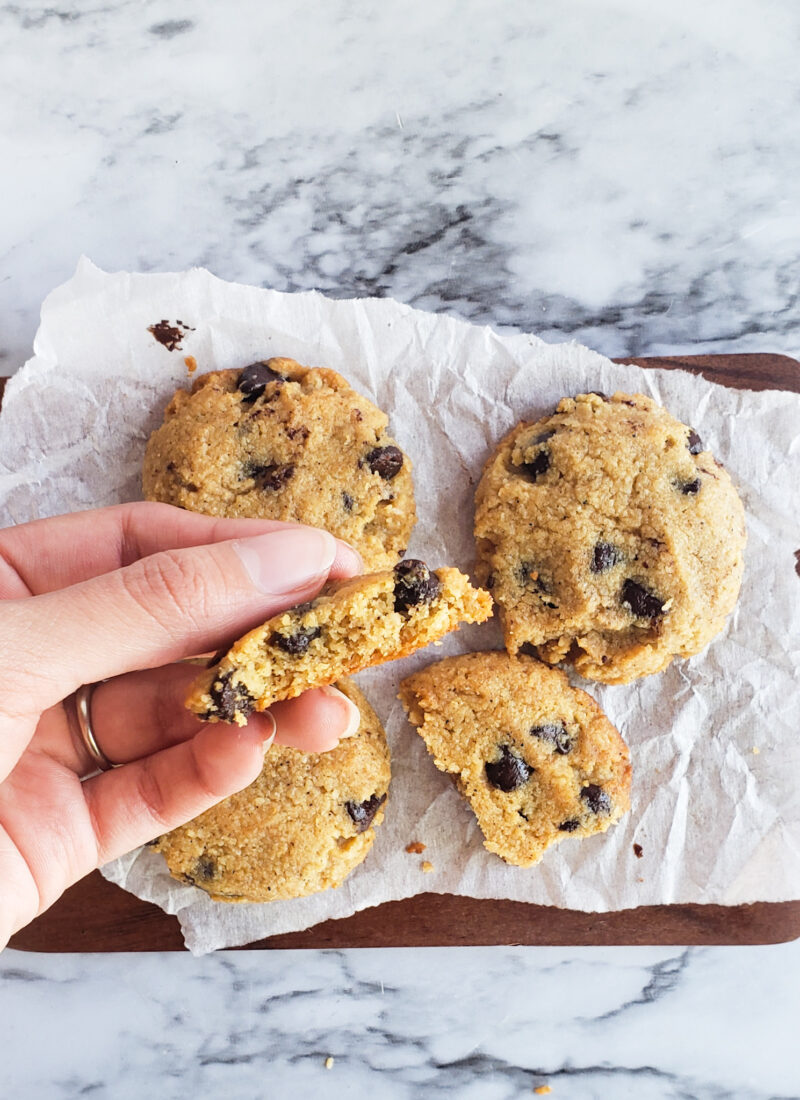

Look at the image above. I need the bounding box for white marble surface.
[1,0,799,1095]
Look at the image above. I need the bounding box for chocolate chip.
[530,722,572,754]
[365,445,404,480]
[269,625,321,655]
[581,784,611,814]
[245,462,295,490]
[621,579,665,619]
[342,491,355,511]
[193,857,216,882]
[205,646,229,668]
[238,361,286,400]
[165,462,198,493]
[558,819,580,832]
[208,671,255,722]
[633,843,644,859]
[591,542,622,573]
[393,559,441,613]
[533,429,556,445]
[588,391,608,401]
[677,477,701,495]
[518,450,551,481]
[485,746,533,791]
[346,793,387,833]
[687,429,704,455]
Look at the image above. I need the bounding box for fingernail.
[334,540,364,577]
[320,685,361,739]
[260,710,277,753]
[234,528,336,595]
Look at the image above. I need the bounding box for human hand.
[0,502,363,948]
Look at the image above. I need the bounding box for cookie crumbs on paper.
[421,860,434,873]
[324,1056,334,1070]
[406,841,426,854]
[534,1087,552,1095]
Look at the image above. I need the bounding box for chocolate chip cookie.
[399,651,631,866]
[143,357,416,570]
[151,680,390,902]
[187,559,493,724]
[475,392,746,683]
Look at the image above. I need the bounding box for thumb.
[1,526,342,716]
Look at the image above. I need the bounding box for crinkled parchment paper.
[1,258,798,954]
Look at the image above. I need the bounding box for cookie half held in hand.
[151,680,390,903]
[142,356,416,571]
[187,560,493,725]
[474,392,746,683]
[399,651,631,868]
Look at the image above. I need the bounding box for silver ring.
[72,682,118,772]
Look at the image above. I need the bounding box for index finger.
[0,502,362,597]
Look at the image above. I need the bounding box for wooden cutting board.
[8,353,800,951]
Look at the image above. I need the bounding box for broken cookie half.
[399,650,631,867]
[187,559,493,725]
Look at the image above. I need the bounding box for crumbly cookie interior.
[188,561,493,724]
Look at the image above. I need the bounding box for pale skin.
[0,502,363,949]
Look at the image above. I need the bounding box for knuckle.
[120,549,226,638]
[134,759,171,830]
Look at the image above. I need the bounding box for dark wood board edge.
[5,353,800,952]
[612,352,800,394]
[9,870,800,952]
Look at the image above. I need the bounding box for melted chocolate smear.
[148,319,194,351]
[794,549,800,577]
[633,843,644,859]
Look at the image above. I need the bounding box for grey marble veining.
[1,0,800,374]
[2,942,799,1099]
[1,0,800,1095]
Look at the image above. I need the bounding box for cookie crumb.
[534,1087,552,1095]
[421,860,434,873]
[406,841,426,854]
[633,843,643,858]
[324,1056,334,1070]
[752,747,760,755]
[184,355,197,373]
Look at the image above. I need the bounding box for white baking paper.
[1,258,798,955]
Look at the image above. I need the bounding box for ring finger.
[44,665,361,776]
